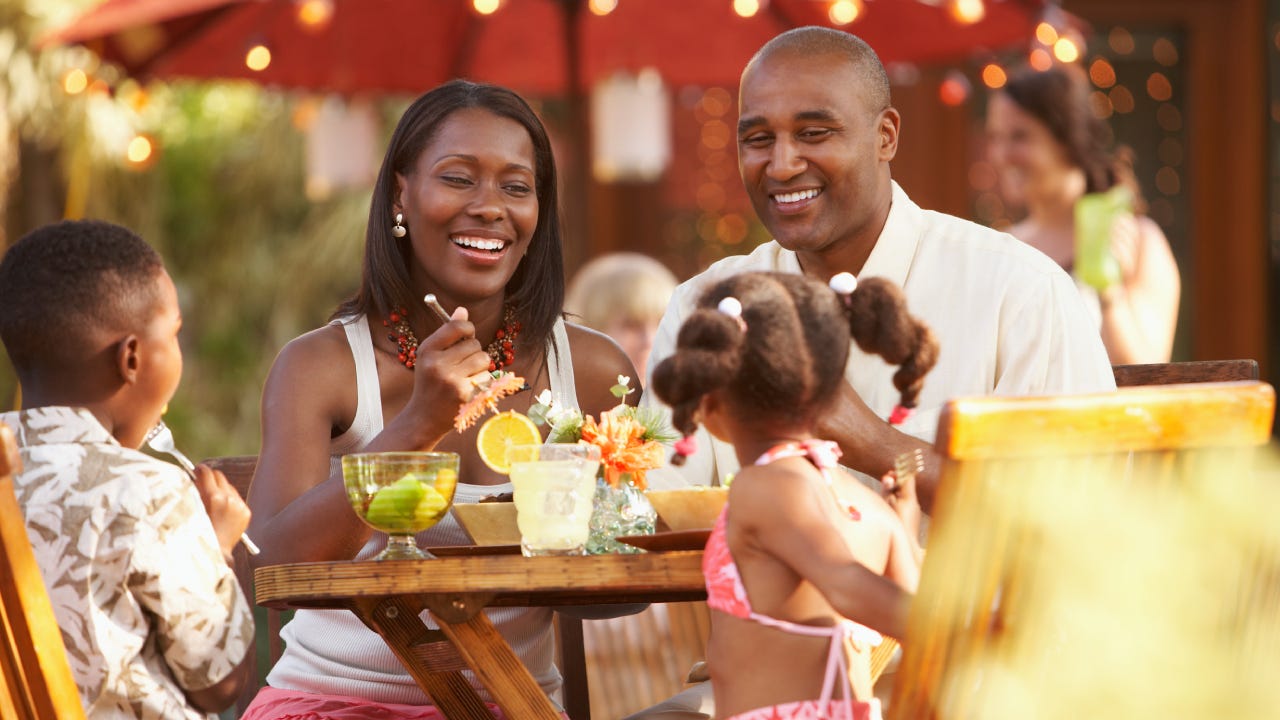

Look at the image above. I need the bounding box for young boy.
[0,220,254,718]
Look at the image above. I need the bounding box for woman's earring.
[392,212,407,238]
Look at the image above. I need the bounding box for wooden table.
[254,550,706,720]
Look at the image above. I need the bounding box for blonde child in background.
[565,252,678,378]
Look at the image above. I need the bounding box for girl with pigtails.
[651,270,938,720]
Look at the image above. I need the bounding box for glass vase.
[587,473,656,554]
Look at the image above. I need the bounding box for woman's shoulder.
[267,321,357,389]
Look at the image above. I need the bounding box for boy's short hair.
[0,220,164,375]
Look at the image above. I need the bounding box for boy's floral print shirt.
[2,407,253,719]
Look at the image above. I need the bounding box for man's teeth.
[773,189,821,204]
[452,236,505,251]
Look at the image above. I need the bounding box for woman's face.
[396,107,539,306]
[985,92,1078,207]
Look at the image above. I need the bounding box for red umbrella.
[43,0,1054,97]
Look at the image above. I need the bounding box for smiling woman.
[240,80,640,719]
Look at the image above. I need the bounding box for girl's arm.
[734,468,912,641]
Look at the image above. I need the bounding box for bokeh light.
[1109,85,1135,114]
[295,0,334,30]
[1108,26,1136,55]
[939,71,971,107]
[62,68,88,95]
[1147,72,1173,102]
[1157,103,1183,132]
[1053,37,1080,63]
[948,0,985,25]
[588,0,618,15]
[1089,90,1114,119]
[1035,22,1058,46]
[1089,58,1116,88]
[126,135,153,165]
[733,0,760,18]
[1153,37,1179,67]
[981,63,1007,89]
[245,44,272,71]
[473,0,500,15]
[1029,48,1053,71]
[828,0,863,26]
[1155,167,1181,195]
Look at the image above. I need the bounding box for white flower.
[617,375,631,387]
[535,389,553,406]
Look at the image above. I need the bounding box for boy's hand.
[191,464,251,562]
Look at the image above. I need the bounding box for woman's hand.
[191,464,251,562]
[404,306,492,440]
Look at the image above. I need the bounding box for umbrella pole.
[559,0,589,275]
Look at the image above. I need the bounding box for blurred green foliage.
[0,0,390,460]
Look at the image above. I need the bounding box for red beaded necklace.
[383,305,521,372]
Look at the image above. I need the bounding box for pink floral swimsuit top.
[703,439,883,720]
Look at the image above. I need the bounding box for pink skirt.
[723,698,882,720]
[240,686,569,720]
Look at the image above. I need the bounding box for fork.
[144,420,261,555]
[891,447,925,496]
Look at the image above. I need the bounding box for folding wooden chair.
[890,381,1278,719]
[0,424,87,720]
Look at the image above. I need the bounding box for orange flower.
[454,373,526,432]
[579,408,666,489]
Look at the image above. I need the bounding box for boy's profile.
[0,220,254,718]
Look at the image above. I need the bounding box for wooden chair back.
[889,381,1279,719]
[200,454,595,720]
[1113,359,1258,387]
[0,425,87,720]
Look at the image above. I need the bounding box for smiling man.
[632,24,1114,720]
[645,27,1113,508]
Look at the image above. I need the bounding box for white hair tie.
[717,296,747,331]
[829,272,858,296]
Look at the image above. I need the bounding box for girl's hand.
[881,468,922,540]
[406,307,492,438]
[191,464,251,562]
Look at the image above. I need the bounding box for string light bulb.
[588,0,617,15]
[472,0,500,15]
[828,0,863,26]
[1053,36,1080,63]
[948,0,985,25]
[1035,21,1059,46]
[295,0,334,31]
[62,68,88,95]
[733,0,761,18]
[245,44,272,71]
[981,63,1007,89]
[126,135,153,165]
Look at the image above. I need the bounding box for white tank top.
[265,314,579,707]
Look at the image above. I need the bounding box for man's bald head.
[743,26,891,113]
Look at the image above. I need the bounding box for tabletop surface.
[254,550,707,611]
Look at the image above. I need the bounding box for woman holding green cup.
[986,63,1181,364]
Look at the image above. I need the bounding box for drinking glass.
[343,451,459,560]
[506,444,601,557]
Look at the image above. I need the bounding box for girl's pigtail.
[836,275,940,426]
[651,300,747,464]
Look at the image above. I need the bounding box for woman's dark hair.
[651,272,939,440]
[1001,64,1146,212]
[334,79,564,354]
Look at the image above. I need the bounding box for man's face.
[737,51,897,259]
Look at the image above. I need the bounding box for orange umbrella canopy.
[45,0,1054,96]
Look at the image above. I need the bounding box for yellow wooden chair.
[0,424,87,720]
[889,381,1278,719]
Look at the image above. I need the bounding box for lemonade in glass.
[506,444,601,556]
[343,451,459,560]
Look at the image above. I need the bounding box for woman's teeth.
[452,236,505,252]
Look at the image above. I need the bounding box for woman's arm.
[1099,216,1181,364]
[248,315,489,567]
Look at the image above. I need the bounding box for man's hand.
[816,380,940,513]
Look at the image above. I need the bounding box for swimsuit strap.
[754,439,843,471]
[745,614,880,720]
